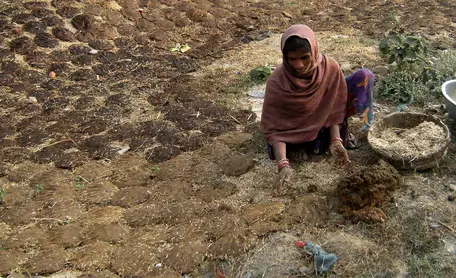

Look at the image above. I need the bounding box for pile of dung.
[335,160,402,222]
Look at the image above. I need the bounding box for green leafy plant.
[34,184,44,193]
[0,188,7,205]
[377,66,426,104]
[377,50,456,105]
[63,216,72,225]
[249,66,273,81]
[170,43,191,53]
[386,10,403,35]
[377,12,456,106]
[74,176,87,190]
[420,51,456,94]
[379,12,428,68]
[379,35,428,67]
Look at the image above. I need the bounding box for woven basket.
[367,112,451,171]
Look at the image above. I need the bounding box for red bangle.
[277,158,291,171]
[330,137,343,145]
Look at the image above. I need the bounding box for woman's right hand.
[275,158,293,195]
[330,139,350,165]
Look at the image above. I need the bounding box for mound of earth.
[336,160,402,222]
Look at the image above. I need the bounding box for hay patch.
[370,121,445,157]
[322,231,396,276]
[232,233,309,278]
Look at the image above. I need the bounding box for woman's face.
[286,49,313,76]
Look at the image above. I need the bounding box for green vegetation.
[34,184,44,193]
[151,165,161,171]
[0,188,6,205]
[222,70,268,95]
[74,176,87,190]
[249,65,273,81]
[379,34,428,67]
[376,13,456,105]
[403,214,454,277]
[217,69,267,110]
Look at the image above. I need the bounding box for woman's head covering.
[281,24,322,77]
[261,24,348,145]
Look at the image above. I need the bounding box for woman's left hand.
[330,140,350,165]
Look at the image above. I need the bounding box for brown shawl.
[261,24,348,145]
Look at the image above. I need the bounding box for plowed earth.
[1,0,456,277]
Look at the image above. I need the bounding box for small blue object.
[304,242,338,273]
[397,103,409,112]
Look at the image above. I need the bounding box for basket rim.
[367,112,451,163]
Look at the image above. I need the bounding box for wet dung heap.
[336,160,402,222]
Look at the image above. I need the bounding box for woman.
[261,24,374,192]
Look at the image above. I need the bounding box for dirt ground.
[1,0,456,277]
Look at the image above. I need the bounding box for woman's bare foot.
[287,149,308,163]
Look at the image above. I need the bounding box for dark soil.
[25,51,51,69]
[68,44,92,55]
[42,15,64,27]
[34,32,59,48]
[109,186,151,208]
[31,8,54,18]
[1,0,455,276]
[195,181,238,203]
[336,160,402,222]
[71,14,93,30]
[219,154,256,176]
[56,6,79,18]
[52,26,75,41]
[9,36,35,54]
[23,2,49,9]
[12,13,35,24]
[89,39,114,50]
[23,21,46,34]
